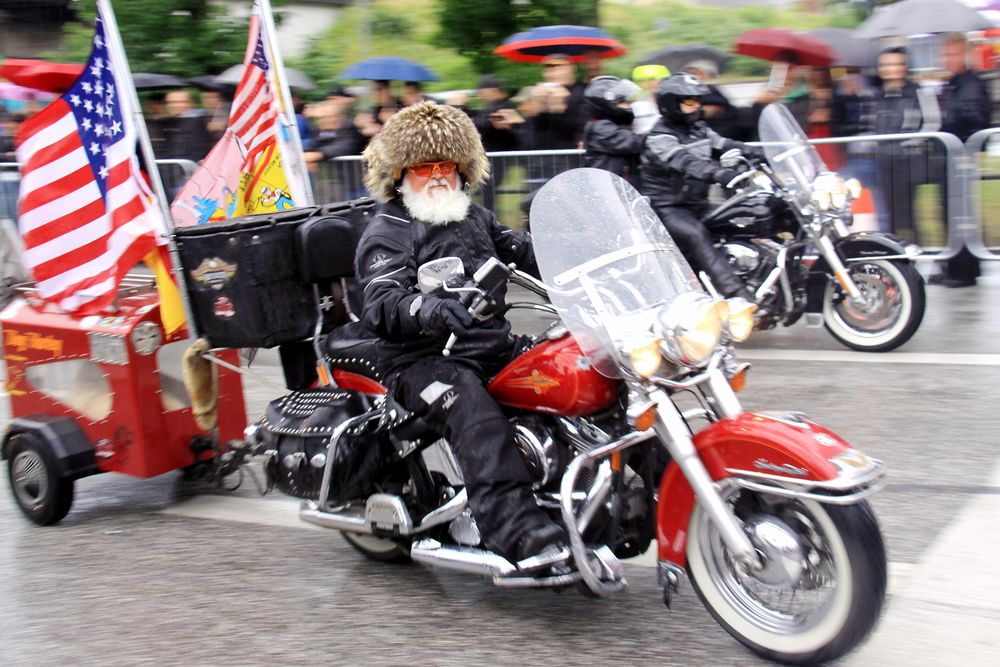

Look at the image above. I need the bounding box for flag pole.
[96,0,199,338]
[258,0,316,206]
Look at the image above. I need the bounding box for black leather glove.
[713,168,739,186]
[418,297,473,338]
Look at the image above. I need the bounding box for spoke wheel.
[822,259,925,352]
[687,485,886,664]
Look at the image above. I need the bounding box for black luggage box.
[173,199,375,349]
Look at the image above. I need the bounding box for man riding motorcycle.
[640,73,756,299]
[354,101,567,564]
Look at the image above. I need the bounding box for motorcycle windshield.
[530,168,702,378]
[758,104,827,206]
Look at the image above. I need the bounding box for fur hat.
[362,100,490,203]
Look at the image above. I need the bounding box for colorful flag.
[14,7,173,317]
[170,0,310,228]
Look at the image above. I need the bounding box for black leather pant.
[653,204,746,297]
[393,358,552,558]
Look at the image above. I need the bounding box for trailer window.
[156,340,194,411]
[25,360,112,421]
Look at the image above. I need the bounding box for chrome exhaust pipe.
[299,500,372,533]
[411,538,517,577]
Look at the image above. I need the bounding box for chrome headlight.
[656,291,724,367]
[724,296,757,343]
[626,336,664,379]
[812,173,853,212]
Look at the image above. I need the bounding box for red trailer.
[1,276,246,524]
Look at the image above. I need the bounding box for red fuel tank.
[488,336,617,416]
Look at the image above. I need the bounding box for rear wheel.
[822,259,925,352]
[686,485,886,665]
[6,433,75,526]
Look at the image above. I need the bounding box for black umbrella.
[808,28,880,69]
[132,73,189,90]
[639,44,730,75]
[856,0,993,38]
[187,74,230,91]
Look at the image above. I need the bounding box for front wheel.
[822,259,925,352]
[686,487,887,665]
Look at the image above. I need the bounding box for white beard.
[400,176,471,226]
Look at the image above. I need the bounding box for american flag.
[229,13,280,167]
[15,9,166,314]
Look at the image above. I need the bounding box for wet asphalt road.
[2,259,999,666]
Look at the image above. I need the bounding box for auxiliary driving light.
[628,337,663,379]
[725,297,757,342]
[657,291,724,366]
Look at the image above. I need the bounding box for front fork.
[648,373,759,568]
[816,233,865,304]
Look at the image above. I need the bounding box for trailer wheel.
[6,432,74,525]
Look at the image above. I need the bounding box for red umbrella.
[733,28,836,68]
[0,58,85,94]
[494,25,626,63]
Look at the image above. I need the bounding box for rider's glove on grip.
[712,167,739,186]
[418,297,474,338]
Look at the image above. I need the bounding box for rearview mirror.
[417,257,465,293]
[719,148,743,169]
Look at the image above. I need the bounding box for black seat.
[324,321,382,381]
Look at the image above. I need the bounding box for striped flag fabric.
[14,8,169,315]
[170,0,309,228]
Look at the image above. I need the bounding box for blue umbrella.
[339,56,440,82]
[494,25,627,62]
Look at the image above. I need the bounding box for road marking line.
[738,349,1000,366]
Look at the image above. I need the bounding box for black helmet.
[584,75,639,125]
[656,73,709,125]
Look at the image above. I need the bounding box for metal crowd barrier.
[964,128,1000,259]
[2,135,994,262]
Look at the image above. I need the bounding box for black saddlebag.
[259,388,384,501]
[173,198,374,349]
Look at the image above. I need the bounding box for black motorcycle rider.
[640,73,755,299]
[582,75,644,188]
[354,101,567,564]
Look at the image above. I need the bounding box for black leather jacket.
[639,117,741,209]
[583,118,643,188]
[354,199,537,378]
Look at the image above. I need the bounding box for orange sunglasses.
[408,161,458,178]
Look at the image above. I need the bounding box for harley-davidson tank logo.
[506,370,560,395]
[191,258,237,291]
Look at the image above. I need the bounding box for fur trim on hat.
[363,101,490,203]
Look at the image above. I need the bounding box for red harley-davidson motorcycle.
[254,169,888,665]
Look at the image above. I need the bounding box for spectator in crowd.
[581,47,605,84]
[582,75,643,188]
[355,80,399,144]
[143,92,169,157]
[831,68,879,199]
[304,85,366,202]
[683,60,743,141]
[751,58,811,138]
[630,64,670,134]
[400,81,431,108]
[161,89,214,162]
[803,67,841,170]
[0,109,16,162]
[524,53,587,150]
[199,86,231,141]
[521,54,588,190]
[930,33,991,287]
[292,93,313,150]
[865,46,940,235]
[472,74,523,211]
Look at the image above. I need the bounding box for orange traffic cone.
[851,187,878,233]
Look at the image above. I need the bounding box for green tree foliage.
[436,0,599,75]
[56,0,257,76]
